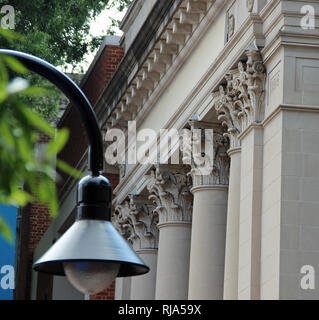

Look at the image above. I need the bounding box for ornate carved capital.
[113,195,158,250]
[180,122,230,187]
[213,49,266,146]
[146,165,193,224]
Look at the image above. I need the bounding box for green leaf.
[18,86,53,97]
[44,179,58,216]
[0,28,25,42]
[46,128,69,156]
[2,55,28,75]
[17,136,33,162]
[0,214,13,244]
[17,104,55,137]
[10,189,33,206]
[0,59,9,103]
[0,121,15,148]
[56,159,84,179]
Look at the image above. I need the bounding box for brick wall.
[89,281,115,300]
[57,45,124,191]
[82,45,124,106]
[28,203,52,252]
[25,201,52,299]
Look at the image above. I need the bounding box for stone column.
[113,194,159,300]
[213,47,266,299]
[213,71,243,300]
[146,165,193,300]
[114,278,132,300]
[182,122,230,299]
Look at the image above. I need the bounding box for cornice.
[260,0,319,62]
[262,103,319,128]
[95,0,184,127]
[99,0,222,132]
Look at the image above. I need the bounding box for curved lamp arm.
[0,49,103,176]
[2,50,150,292]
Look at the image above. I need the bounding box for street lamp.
[0,49,149,295]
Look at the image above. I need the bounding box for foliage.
[106,0,132,35]
[0,0,111,67]
[0,1,132,243]
[0,0,131,119]
[0,45,82,243]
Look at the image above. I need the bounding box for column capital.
[180,122,230,187]
[113,194,159,250]
[212,49,266,147]
[146,164,193,224]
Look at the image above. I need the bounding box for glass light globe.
[64,261,120,295]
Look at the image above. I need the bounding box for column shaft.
[130,249,158,300]
[115,277,132,300]
[155,222,191,300]
[188,185,228,299]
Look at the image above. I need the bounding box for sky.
[63,6,126,73]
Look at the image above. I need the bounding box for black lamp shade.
[33,219,149,277]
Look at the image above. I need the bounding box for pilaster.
[213,46,266,299]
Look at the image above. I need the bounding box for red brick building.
[14,36,124,300]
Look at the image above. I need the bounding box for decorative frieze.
[212,48,266,148]
[113,195,158,250]
[146,165,193,225]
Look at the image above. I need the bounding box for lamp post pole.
[0,49,149,296]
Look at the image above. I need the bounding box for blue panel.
[0,204,17,300]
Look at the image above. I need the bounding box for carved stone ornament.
[146,165,193,224]
[212,49,266,148]
[247,0,254,12]
[180,124,230,186]
[113,195,158,250]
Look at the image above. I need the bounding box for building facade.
[33,0,319,300]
